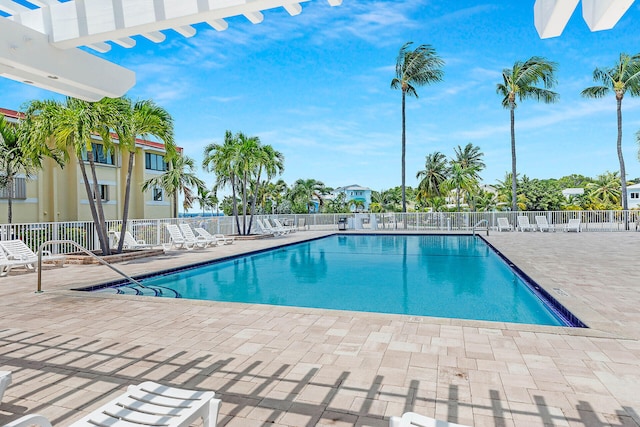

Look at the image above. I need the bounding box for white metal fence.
[1,210,638,254]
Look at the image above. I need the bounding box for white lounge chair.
[535,216,556,232]
[272,218,296,233]
[0,371,11,402]
[256,219,284,236]
[110,230,155,249]
[165,224,203,250]
[3,381,220,427]
[3,414,51,427]
[564,218,581,232]
[389,412,470,427]
[213,233,234,245]
[194,227,219,246]
[0,239,66,269]
[0,249,35,277]
[179,224,215,247]
[516,216,536,232]
[496,217,513,232]
[266,218,291,235]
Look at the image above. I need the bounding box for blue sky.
[3,0,640,194]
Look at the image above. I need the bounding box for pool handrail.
[36,239,144,293]
[472,219,489,236]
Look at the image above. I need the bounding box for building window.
[93,185,109,202]
[82,144,115,165]
[145,153,168,171]
[0,177,27,199]
[631,192,639,199]
[153,187,164,201]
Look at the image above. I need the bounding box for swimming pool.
[87,235,584,327]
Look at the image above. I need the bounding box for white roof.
[0,0,341,101]
[562,188,585,195]
[627,183,640,189]
[335,184,371,191]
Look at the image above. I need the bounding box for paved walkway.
[0,230,639,426]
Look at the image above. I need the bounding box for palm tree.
[496,56,558,211]
[202,131,283,235]
[444,161,480,211]
[197,187,218,216]
[391,41,444,213]
[290,179,327,213]
[203,131,242,233]
[142,155,205,218]
[495,173,527,211]
[454,143,485,179]
[113,98,175,253]
[585,171,622,209]
[582,53,640,216]
[0,116,61,223]
[25,97,122,255]
[247,144,284,234]
[416,151,448,205]
[349,199,365,212]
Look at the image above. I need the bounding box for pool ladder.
[472,219,489,236]
[36,239,143,293]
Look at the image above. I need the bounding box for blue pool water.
[90,235,580,326]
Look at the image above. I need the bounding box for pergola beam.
[0,18,135,101]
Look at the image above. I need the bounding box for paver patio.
[0,230,639,426]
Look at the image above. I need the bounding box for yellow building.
[0,107,179,224]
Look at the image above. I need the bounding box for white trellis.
[0,0,341,101]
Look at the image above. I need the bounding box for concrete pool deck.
[0,230,639,426]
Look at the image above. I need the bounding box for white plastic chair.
[496,217,513,232]
[564,218,581,232]
[516,216,536,232]
[0,371,11,402]
[389,412,470,427]
[179,224,213,247]
[534,216,556,232]
[272,218,296,233]
[3,382,220,427]
[0,240,65,270]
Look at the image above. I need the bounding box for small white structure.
[626,183,640,208]
[562,188,585,199]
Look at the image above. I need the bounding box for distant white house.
[333,184,372,212]
[562,188,584,199]
[627,183,640,208]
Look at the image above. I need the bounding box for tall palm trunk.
[78,157,109,255]
[87,152,110,255]
[616,96,629,229]
[401,90,407,213]
[117,151,135,253]
[510,106,517,212]
[231,174,241,235]
[6,175,13,224]
[247,166,263,235]
[242,171,248,235]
